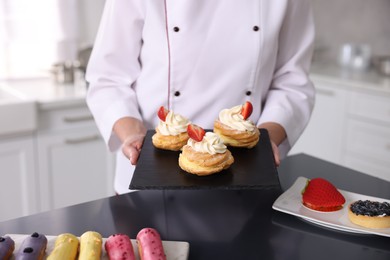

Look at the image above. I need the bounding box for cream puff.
[179,124,234,176]
[214,101,260,148]
[152,106,190,151]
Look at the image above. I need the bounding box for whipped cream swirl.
[219,105,256,131]
[157,111,190,135]
[188,132,227,155]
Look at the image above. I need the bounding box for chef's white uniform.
[86,0,316,194]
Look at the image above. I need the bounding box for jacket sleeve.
[86,0,145,151]
[257,0,316,157]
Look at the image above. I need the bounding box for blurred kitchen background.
[311,0,390,64]
[0,0,104,79]
[0,0,389,221]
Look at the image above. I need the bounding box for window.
[0,0,79,80]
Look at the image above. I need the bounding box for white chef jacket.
[86,0,316,194]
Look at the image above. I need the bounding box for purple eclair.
[0,236,15,260]
[15,232,47,260]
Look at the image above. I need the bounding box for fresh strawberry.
[241,101,253,120]
[187,124,206,142]
[157,106,169,121]
[302,178,346,212]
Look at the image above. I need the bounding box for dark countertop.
[1,154,389,259]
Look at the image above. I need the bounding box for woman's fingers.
[271,141,281,167]
[122,135,145,165]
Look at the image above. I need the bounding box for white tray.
[272,176,390,237]
[5,234,189,260]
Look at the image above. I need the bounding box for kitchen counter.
[310,61,390,95]
[0,78,88,136]
[1,154,389,260]
[0,78,88,110]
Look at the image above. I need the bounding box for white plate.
[5,234,189,260]
[272,176,390,237]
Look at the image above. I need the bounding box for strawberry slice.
[157,106,169,121]
[302,178,346,212]
[241,101,253,120]
[187,124,206,142]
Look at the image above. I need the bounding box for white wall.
[77,0,106,48]
[312,0,390,63]
[77,0,390,63]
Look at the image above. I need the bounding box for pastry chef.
[86,0,316,194]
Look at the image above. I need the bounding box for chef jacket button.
[174,91,181,97]
[173,27,180,32]
[253,26,259,31]
[246,91,252,96]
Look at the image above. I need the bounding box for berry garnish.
[241,101,253,120]
[302,178,346,212]
[157,106,169,121]
[187,124,206,142]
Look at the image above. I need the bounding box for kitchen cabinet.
[344,91,390,181]
[37,105,115,211]
[0,103,115,222]
[289,74,390,182]
[0,135,40,221]
[0,80,116,222]
[289,81,348,165]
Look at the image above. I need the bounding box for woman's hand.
[258,122,286,167]
[122,134,145,165]
[113,117,147,165]
[270,140,281,167]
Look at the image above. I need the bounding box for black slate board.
[130,129,280,190]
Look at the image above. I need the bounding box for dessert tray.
[272,176,390,237]
[130,129,279,190]
[5,234,189,260]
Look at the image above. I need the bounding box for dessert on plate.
[136,228,166,260]
[0,236,15,260]
[213,101,260,148]
[15,232,47,260]
[105,233,135,260]
[47,233,79,260]
[179,124,234,176]
[348,200,390,229]
[152,106,190,151]
[79,231,103,260]
[301,178,346,212]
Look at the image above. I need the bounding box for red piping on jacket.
[163,0,171,110]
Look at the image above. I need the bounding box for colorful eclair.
[0,236,15,260]
[79,231,102,260]
[47,233,79,260]
[15,232,47,260]
[105,234,135,260]
[136,228,166,260]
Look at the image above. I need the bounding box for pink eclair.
[105,234,135,260]
[136,228,166,260]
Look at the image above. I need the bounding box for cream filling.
[187,132,227,155]
[218,105,256,131]
[157,111,190,135]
